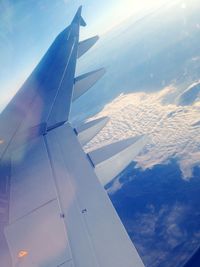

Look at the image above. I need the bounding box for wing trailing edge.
[88,135,149,185]
[75,117,109,146]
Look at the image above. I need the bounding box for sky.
[0,0,175,111]
[67,0,200,185]
[1,2,200,265]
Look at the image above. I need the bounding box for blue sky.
[0,0,176,111]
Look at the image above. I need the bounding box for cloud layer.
[85,85,200,181]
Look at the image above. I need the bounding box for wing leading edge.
[0,6,84,160]
[0,6,145,267]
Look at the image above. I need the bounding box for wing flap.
[4,135,74,267]
[45,123,144,267]
[5,200,73,267]
[8,136,56,222]
[3,124,145,267]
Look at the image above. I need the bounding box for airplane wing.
[0,6,145,267]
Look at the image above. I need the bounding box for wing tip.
[72,6,86,27]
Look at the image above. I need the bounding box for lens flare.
[0,139,4,144]
[17,250,28,258]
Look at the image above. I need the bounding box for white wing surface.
[0,6,145,267]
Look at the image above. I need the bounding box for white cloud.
[85,85,200,180]
[107,178,123,195]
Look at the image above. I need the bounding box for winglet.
[71,6,86,27]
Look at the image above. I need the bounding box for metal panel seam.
[55,125,101,267]
[8,198,57,225]
[43,134,74,264]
